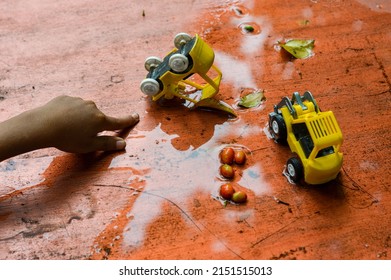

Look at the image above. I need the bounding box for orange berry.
[219,183,235,200]
[219,164,234,179]
[232,191,247,203]
[234,149,246,165]
[220,147,235,164]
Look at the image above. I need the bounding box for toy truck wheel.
[144,56,163,72]
[286,157,303,183]
[140,78,160,96]
[169,53,189,73]
[269,114,287,142]
[174,33,192,49]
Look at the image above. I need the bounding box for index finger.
[103,113,140,131]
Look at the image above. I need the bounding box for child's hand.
[0,95,140,161]
[37,95,140,153]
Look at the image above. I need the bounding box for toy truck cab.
[268,91,343,185]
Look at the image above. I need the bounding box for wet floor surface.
[0,0,390,259]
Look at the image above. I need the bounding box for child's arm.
[0,95,139,162]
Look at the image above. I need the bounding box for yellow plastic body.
[151,34,222,104]
[281,100,343,184]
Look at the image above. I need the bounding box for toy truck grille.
[308,113,340,140]
[305,111,342,152]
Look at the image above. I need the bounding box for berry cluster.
[218,146,248,204]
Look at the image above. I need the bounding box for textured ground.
[0,0,390,260]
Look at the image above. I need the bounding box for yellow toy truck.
[140,33,222,105]
[268,91,343,185]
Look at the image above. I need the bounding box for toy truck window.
[292,123,314,158]
[316,146,335,158]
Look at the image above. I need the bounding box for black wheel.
[286,157,303,183]
[269,114,287,142]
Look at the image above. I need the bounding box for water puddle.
[263,123,273,140]
[199,1,274,88]
[215,51,257,89]
[238,17,272,56]
[238,22,261,35]
[281,61,296,80]
[354,0,391,12]
[107,117,270,249]
[282,165,296,185]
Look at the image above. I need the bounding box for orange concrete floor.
[0,0,390,260]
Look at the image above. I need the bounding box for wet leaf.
[194,98,237,117]
[238,89,265,108]
[279,39,315,59]
[244,25,254,32]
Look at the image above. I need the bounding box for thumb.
[90,136,127,152]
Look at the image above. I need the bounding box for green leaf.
[244,25,254,32]
[279,39,315,59]
[194,98,237,117]
[238,90,265,108]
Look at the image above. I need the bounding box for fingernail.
[116,140,126,150]
[131,113,139,121]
